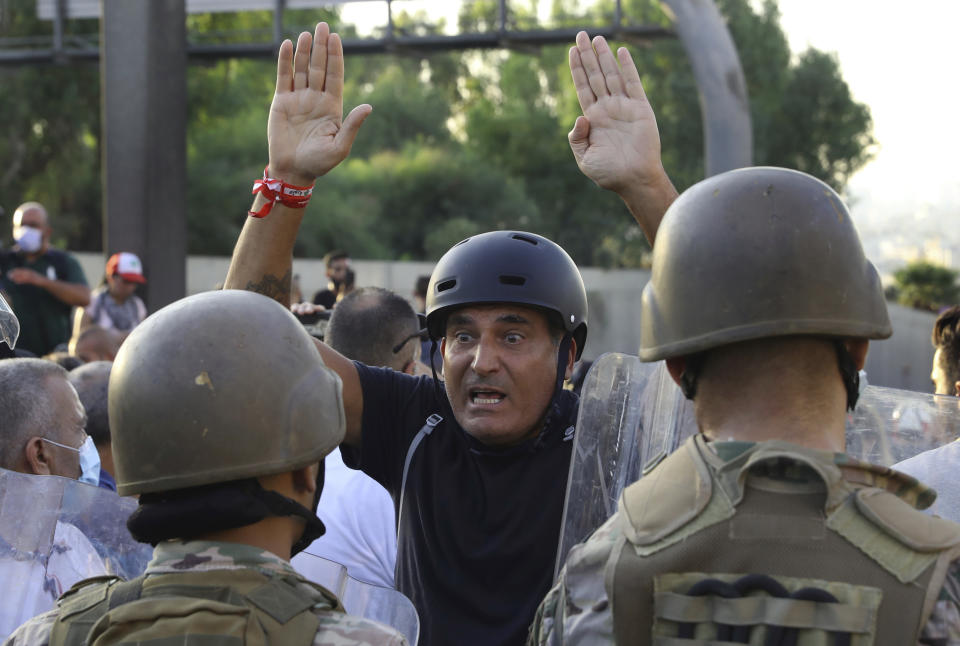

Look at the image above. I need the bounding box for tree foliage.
[892,260,960,312]
[0,0,100,249]
[2,0,874,269]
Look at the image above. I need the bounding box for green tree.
[3,0,874,270]
[893,260,960,312]
[0,0,101,250]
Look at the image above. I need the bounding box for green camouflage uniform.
[4,540,408,646]
[529,439,960,645]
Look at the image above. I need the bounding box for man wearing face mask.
[0,358,106,640]
[0,202,90,356]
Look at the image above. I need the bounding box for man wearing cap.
[0,202,90,356]
[77,252,148,335]
[223,24,677,646]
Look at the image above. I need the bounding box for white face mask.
[42,435,102,486]
[13,225,43,253]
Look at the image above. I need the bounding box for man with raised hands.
[225,24,675,646]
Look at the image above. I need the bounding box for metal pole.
[101,0,187,310]
[386,0,394,40]
[498,0,507,33]
[273,0,286,48]
[661,0,752,176]
[53,0,65,58]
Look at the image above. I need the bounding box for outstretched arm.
[568,32,678,244]
[224,23,368,446]
[7,269,91,307]
[225,23,370,299]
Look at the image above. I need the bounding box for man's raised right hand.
[267,23,372,186]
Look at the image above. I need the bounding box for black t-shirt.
[312,288,337,309]
[341,362,578,646]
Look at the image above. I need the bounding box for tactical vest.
[47,566,345,646]
[609,436,960,645]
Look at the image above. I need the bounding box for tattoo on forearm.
[244,269,292,305]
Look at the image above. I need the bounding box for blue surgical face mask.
[42,435,101,486]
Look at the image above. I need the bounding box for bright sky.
[341,0,960,259]
[777,0,960,237]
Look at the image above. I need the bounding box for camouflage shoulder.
[836,455,938,511]
[529,514,623,646]
[919,559,960,644]
[3,607,59,646]
[313,613,408,646]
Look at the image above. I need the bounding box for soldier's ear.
[291,464,318,496]
[844,339,869,370]
[24,437,52,476]
[954,381,960,398]
[665,357,686,388]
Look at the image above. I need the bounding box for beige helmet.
[640,167,891,362]
[110,289,344,496]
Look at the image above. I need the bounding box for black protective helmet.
[426,231,588,360]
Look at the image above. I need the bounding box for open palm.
[267,24,371,185]
[568,32,663,193]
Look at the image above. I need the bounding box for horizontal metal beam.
[0,25,674,66]
[37,0,379,20]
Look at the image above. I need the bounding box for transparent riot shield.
[847,384,960,521]
[292,550,419,645]
[555,353,697,578]
[0,469,150,641]
[846,385,960,466]
[0,292,19,348]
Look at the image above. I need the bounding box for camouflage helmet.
[640,167,891,362]
[426,231,588,360]
[110,289,345,496]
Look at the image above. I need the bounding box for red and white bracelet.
[248,166,315,218]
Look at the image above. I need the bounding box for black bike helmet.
[425,231,588,360]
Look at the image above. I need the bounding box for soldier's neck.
[197,516,302,562]
[693,340,848,453]
[700,412,846,453]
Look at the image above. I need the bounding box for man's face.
[42,377,88,479]
[12,206,50,246]
[327,258,349,285]
[441,304,567,446]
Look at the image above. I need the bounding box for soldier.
[6,289,407,645]
[529,34,960,645]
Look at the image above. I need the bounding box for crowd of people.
[2,21,960,646]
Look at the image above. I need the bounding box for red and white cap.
[106,252,147,284]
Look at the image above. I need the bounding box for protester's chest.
[407,421,574,556]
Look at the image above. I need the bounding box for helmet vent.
[437,279,457,293]
[511,234,539,245]
[499,275,526,286]
[454,238,471,247]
